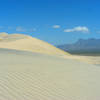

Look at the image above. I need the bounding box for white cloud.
[64,26,89,33]
[16,27,26,32]
[30,28,36,32]
[8,26,13,30]
[16,27,37,33]
[96,31,100,34]
[0,26,4,29]
[53,25,60,29]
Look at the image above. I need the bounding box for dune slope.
[0,32,69,56]
[0,49,100,100]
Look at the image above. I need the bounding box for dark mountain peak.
[57,38,100,55]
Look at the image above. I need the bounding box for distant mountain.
[57,38,100,56]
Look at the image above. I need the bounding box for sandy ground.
[0,33,100,100]
[59,54,100,65]
[72,55,100,65]
[0,49,100,100]
[79,56,100,65]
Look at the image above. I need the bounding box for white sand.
[0,49,100,100]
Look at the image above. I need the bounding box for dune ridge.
[0,32,100,64]
[0,32,70,56]
[0,33,100,64]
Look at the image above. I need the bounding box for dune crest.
[0,32,70,56]
[0,33,98,64]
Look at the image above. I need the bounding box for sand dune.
[0,32,99,64]
[0,33,100,99]
[0,49,100,100]
[0,32,69,56]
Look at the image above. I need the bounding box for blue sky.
[0,0,100,45]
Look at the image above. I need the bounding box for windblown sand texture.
[0,49,100,100]
[0,33,100,100]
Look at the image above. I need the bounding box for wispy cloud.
[52,25,60,29]
[8,26,13,30]
[0,26,4,29]
[30,28,36,32]
[96,31,100,34]
[16,26,26,32]
[64,26,89,33]
[16,26,37,33]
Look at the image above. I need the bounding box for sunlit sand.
[0,33,100,100]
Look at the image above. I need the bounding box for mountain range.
[57,38,100,56]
